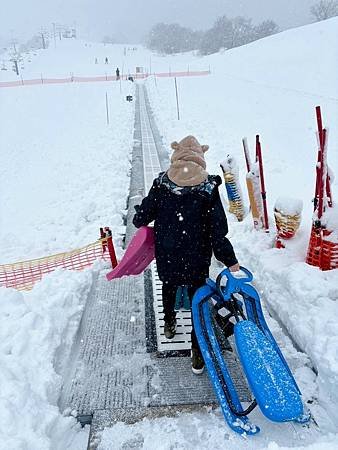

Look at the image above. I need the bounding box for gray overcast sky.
[1,0,315,44]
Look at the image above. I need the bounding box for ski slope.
[0,18,338,450]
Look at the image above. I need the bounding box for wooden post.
[174,77,180,121]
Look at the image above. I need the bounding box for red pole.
[256,135,269,231]
[316,106,324,149]
[99,227,105,238]
[107,235,118,268]
[104,227,118,268]
[323,129,333,208]
[318,130,327,219]
[314,106,323,211]
[326,170,333,208]
[315,107,332,209]
[317,129,329,220]
[100,227,107,253]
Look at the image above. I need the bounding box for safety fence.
[306,106,337,271]
[306,227,338,271]
[0,70,211,89]
[0,228,117,291]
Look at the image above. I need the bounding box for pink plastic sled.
[106,226,155,281]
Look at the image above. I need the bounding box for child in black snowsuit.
[133,136,239,374]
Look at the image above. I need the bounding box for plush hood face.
[167,135,209,187]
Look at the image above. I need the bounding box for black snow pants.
[162,280,205,352]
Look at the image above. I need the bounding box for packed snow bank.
[0,40,208,83]
[146,16,338,431]
[98,408,338,450]
[0,268,93,449]
[232,222,338,427]
[1,21,337,448]
[146,17,338,216]
[0,79,134,263]
[206,16,338,100]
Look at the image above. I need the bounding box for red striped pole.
[256,135,269,231]
[314,106,323,212]
[315,106,332,210]
[104,227,118,268]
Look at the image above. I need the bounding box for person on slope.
[133,136,239,374]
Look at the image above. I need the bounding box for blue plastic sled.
[192,267,310,435]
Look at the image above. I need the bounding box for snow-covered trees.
[199,16,233,55]
[147,16,279,56]
[199,16,279,55]
[311,0,338,21]
[253,20,279,40]
[147,23,202,54]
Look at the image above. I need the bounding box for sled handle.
[216,266,253,298]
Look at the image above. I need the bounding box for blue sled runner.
[192,267,310,435]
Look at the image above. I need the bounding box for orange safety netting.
[0,237,111,291]
[306,226,338,271]
[0,70,211,89]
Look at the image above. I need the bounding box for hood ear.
[201,145,209,153]
[171,141,179,150]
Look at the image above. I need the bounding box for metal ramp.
[60,83,251,449]
[138,85,193,353]
[151,262,193,352]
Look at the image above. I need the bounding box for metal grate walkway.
[139,85,193,352]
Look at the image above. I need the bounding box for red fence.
[306,106,337,271]
[0,70,211,89]
[306,227,338,271]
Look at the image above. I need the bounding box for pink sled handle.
[106,226,155,281]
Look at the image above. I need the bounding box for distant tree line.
[146,0,338,56]
[311,0,338,21]
[146,15,279,55]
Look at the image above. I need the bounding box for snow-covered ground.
[0,18,337,450]
[0,269,92,449]
[0,52,135,263]
[146,14,338,429]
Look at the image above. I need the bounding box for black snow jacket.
[133,172,238,285]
